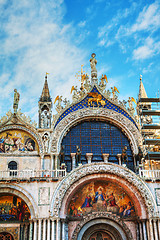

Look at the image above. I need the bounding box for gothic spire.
[138,75,148,100]
[39,73,52,102]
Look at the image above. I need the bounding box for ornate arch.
[71,212,133,240]
[0,184,38,219]
[50,108,142,154]
[0,125,43,154]
[50,163,157,218]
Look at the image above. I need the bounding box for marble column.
[146,220,150,240]
[56,219,60,240]
[139,222,143,240]
[51,219,55,240]
[70,153,76,170]
[20,224,24,240]
[54,153,59,170]
[47,219,50,240]
[38,219,42,240]
[33,220,37,240]
[24,224,29,240]
[102,153,109,163]
[117,154,122,165]
[29,221,33,240]
[158,219,160,239]
[51,154,54,176]
[40,154,43,170]
[142,221,147,240]
[149,219,154,240]
[86,153,93,164]
[62,219,65,240]
[153,219,159,240]
[43,219,46,240]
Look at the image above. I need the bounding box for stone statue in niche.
[59,145,65,164]
[13,89,20,113]
[121,146,128,165]
[42,133,49,152]
[41,110,50,128]
[76,145,81,165]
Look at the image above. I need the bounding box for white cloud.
[0,0,88,120]
[131,2,160,33]
[98,1,160,60]
[78,21,86,28]
[133,37,160,60]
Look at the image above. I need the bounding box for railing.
[139,169,160,180]
[0,169,66,179]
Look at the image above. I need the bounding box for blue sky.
[0,0,160,122]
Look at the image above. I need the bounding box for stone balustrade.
[0,169,66,180]
[139,169,160,180]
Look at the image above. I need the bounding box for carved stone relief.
[71,212,133,240]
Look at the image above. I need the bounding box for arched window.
[61,120,134,172]
[8,161,17,176]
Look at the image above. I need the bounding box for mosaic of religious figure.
[68,181,136,218]
[0,130,38,154]
[0,194,30,222]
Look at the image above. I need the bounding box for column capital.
[86,153,93,164]
[70,153,76,157]
[54,153,59,157]
[102,153,109,162]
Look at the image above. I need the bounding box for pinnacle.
[138,77,148,100]
[39,75,52,102]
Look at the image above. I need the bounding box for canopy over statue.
[13,89,20,113]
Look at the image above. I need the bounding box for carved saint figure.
[136,146,143,164]
[43,133,49,153]
[13,89,20,113]
[90,53,97,72]
[76,145,81,165]
[121,146,128,165]
[42,110,50,128]
[59,145,65,163]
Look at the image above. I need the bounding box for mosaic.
[0,194,30,222]
[55,86,137,128]
[68,181,136,218]
[0,130,38,153]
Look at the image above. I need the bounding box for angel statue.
[54,95,63,113]
[13,89,20,113]
[99,74,108,92]
[128,97,136,115]
[70,85,79,102]
[111,86,119,100]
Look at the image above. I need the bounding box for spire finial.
[140,74,142,81]
[45,72,49,80]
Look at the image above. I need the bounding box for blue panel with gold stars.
[54,86,138,128]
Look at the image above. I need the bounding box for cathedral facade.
[0,54,160,240]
